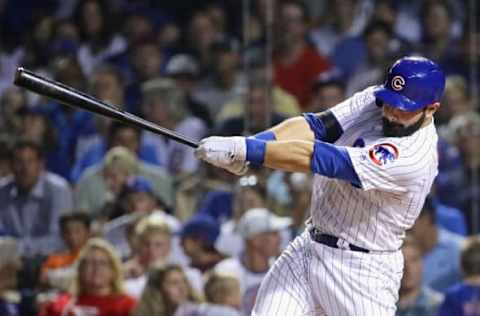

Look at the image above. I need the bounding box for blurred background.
[0,0,478,315]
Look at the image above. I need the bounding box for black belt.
[309,227,370,253]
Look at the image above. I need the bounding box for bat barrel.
[14,67,199,148]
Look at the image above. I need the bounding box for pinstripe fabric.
[312,86,438,252]
[253,231,403,316]
[253,86,438,315]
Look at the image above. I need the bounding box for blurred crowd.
[0,0,478,315]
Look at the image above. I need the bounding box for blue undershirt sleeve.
[311,141,361,187]
[302,113,327,140]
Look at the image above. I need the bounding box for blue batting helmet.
[374,56,445,112]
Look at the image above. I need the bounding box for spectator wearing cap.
[165,54,213,127]
[214,208,291,295]
[102,175,180,259]
[438,236,480,316]
[180,215,226,273]
[191,38,246,118]
[410,196,465,293]
[74,146,173,217]
[141,78,207,175]
[214,207,291,314]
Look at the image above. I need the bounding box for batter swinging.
[195,56,446,316]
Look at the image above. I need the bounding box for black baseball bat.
[13,67,199,148]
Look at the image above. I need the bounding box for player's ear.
[425,102,440,118]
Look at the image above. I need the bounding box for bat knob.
[14,67,26,85]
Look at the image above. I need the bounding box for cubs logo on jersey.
[368,143,399,166]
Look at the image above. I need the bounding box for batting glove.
[195,136,249,175]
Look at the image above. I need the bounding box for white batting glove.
[195,136,249,175]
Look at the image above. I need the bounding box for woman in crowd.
[38,238,136,316]
[132,263,201,316]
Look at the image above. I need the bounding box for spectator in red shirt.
[273,0,331,110]
[38,238,136,316]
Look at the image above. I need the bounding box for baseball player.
[195,56,445,315]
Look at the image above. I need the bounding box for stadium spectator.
[73,64,128,159]
[102,176,179,260]
[180,215,226,273]
[165,54,213,127]
[211,173,270,257]
[74,146,173,217]
[410,196,465,293]
[214,208,291,295]
[73,0,127,76]
[71,121,160,182]
[131,263,201,316]
[192,38,245,118]
[204,273,242,309]
[40,212,91,291]
[141,78,206,175]
[0,140,73,258]
[309,72,346,112]
[215,64,299,134]
[415,0,458,64]
[396,235,444,316]
[438,236,480,316]
[0,87,27,136]
[123,216,201,298]
[214,76,290,136]
[0,237,27,316]
[38,238,136,316]
[345,20,399,96]
[124,38,163,115]
[437,75,474,126]
[442,112,480,233]
[274,0,330,109]
[184,10,223,75]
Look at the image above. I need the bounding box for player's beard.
[382,110,426,137]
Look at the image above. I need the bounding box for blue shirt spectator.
[436,202,467,236]
[422,228,465,293]
[396,235,444,316]
[437,236,480,316]
[70,122,160,182]
[410,196,465,294]
[438,283,480,316]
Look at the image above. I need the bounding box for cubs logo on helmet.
[368,143,399,166]
[391,75,405,91]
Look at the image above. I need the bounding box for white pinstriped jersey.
[310,86,439,251]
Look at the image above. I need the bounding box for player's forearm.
[263,116,315,142]
[245,138,360,185]
[263,140,314,173]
